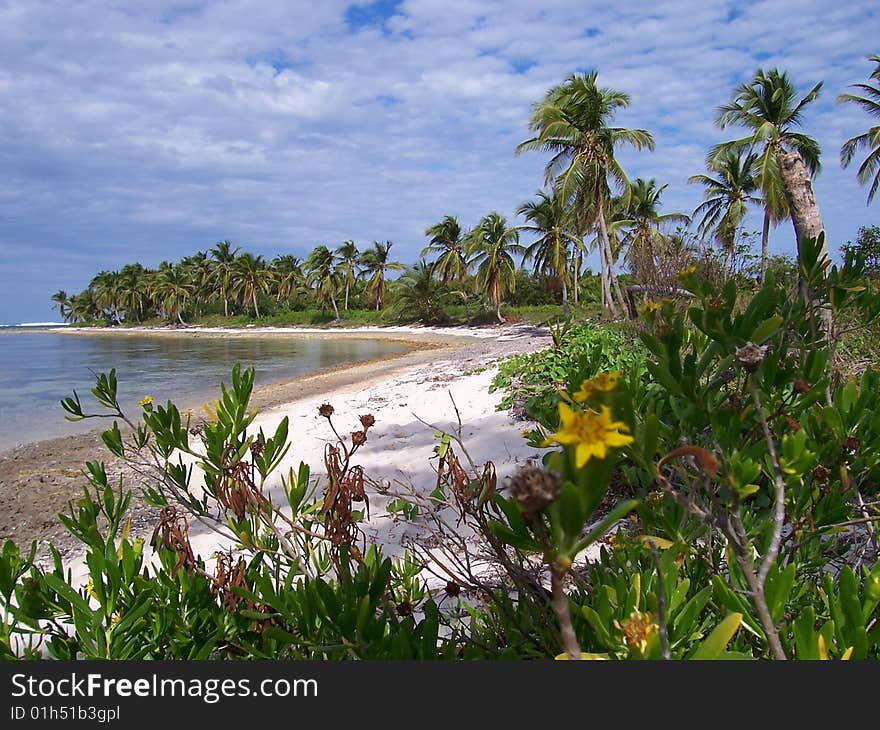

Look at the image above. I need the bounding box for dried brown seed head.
[359,414,376,429]
[319,403,335,418]
[793,378,812,394]
[844,436,861,452]
[445,581,461,597]
[508,464,561,515]
[351,430,367,447]
[812,465,831,482]
[249,440,265,456]
[736,342,768,372]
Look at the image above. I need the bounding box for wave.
[1,322,70,328]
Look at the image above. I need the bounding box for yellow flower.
[676,265,698,279]
[85,578,98,599]
[138,395,154,408]
[572,372,621,403]
[637,300,662,315]
[615,609,657,654]
[543,403,633,467]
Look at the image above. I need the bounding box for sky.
[1,0,878,324]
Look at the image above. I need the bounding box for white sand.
[67,324,552,585]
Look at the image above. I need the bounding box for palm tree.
[466,212,524,324]
[516,191,579,317]
[716,69,826,264]
[117,263,149,323]
[210,240,240,317]
[838,54,880,205]
[272,254,305,306]
[305,245,341,319]
[50,290,71,322]
[153,263,193,325]
[335,240,360,311]
[619,178,690,286]
[231,253,273,319]
[68,290,100,323]
[423,216,469,282]
[423,215,472,318]
[359,241,403,311]
[181,251,213,318]
[689,148,763,278]
[517,71,654,318]
[394,260,450,323]
[89,270,123,324]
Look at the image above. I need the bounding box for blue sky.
[0,0,878,323]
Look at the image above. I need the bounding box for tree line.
[52,57,880,326]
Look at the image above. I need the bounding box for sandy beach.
[0,324,550,568]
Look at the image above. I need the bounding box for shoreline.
[0,324,548,563]
[0,325,481,454]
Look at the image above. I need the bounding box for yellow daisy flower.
[138,395,154,408]
[543,403,633,467]
[637,300,662,315]
[676,265,697,279]
[571,372,621,403]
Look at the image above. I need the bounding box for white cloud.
[0,0,878,322]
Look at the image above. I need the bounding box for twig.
[647,542,671,660]
[749,374,786,589]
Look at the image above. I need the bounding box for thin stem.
[551,567,581,660]
[648,543,671,660]
[729,511,787,660]
[749,374,786,589]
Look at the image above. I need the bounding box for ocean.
[0,328,410,451]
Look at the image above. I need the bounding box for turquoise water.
[0,330,409,451]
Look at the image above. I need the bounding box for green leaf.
[670,585,712,640]
[691,613,743,660]
[43,573,93,616]
[750,316,784,345]
[794,607,818,660]
[572,500,639,557]
[486,521,541,553]
[765,563,796,625]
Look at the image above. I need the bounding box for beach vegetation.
[6,228,880,660]
[17,59,880,660]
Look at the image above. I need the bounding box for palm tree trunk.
[561,279,569,319]
[760,209,771,285]
[573,252,580,306]
[331,295,340,320]
[494,280,505,324]
[775,148,832,338]
[597,211,621,318]
[598,237,609,309]
[344,282,350,311]
[776,150,826,250]
[252,287,260,319]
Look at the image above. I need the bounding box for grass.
[72,303,610,331]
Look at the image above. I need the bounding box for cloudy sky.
[1,0,878,323]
